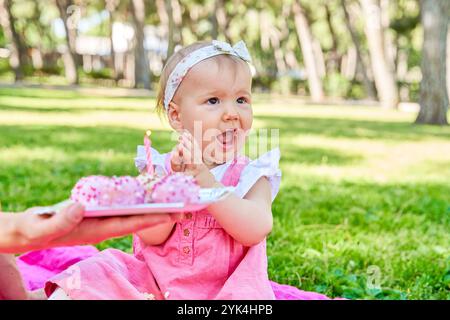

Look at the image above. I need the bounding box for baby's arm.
[201,173,273,247]
[136,221,176,246]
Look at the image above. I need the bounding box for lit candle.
[144,130,154,176]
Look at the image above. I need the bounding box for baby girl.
[46,40,281,300]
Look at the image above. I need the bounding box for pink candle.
[144,130,154,176]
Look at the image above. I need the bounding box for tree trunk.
[130,0,150,89]
[155,0,170,60]
[324,3,341,73]
[106,0,118,82]
[261,10,291,94]
[211,0,231,42]
[341,46,357,79]
[341,0,376,99]
[55,0,79,84]
[0,0,28,81]
[30,2,45,70]
[313,39,326,78]
[415,0,449,125]
[447,28,450,104]
[159,0,183,60]
[211,0,219,39]
[380,0,395,68]
[164,0,176,59]
[360,0,399,108]
[171,0,183,46]
[292,0,324,102]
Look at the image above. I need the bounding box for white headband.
[163,40,252,110]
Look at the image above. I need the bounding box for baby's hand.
[170,130,207,176]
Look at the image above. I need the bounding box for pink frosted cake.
[71,173,200,207]
[70,175,146,207]
[151,173,200,203]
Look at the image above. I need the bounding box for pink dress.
[46,148,282,300]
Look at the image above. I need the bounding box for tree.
[341,0,376,99]
[324,2,340,73]
[0,0,28,81]
[163,0,176,58]
[55,0,80,85]
[105,0,119,81]
[360,0,399,109]
[211,0,232,42]
[292,0,324,102]
[156,0,183,60]
[415,0,449,125]
[130,0,150,89]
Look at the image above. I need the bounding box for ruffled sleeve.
[134,146,169,176]
[234,148,282,202]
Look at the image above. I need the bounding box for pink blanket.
[17,246,337,300]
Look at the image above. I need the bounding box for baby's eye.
[206,97,220,105]
[237,97,248,104]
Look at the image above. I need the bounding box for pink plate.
[84,202,209,217]
[31,187,234,218]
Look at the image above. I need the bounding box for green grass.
[0,86,449,300]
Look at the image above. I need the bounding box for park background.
[0,0,449,299]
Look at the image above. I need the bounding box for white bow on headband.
[211,40,252,63]
[163,40,253,110]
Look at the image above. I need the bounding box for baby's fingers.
[179,143,194,165]
[180,135,202,164]
[181,131,201,152]
[170,147,184,172]
[181,130,194,141]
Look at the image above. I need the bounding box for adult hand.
[0,202,175,254]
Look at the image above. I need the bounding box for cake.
[70,175,146,207]
[136,172,164,203]
[150,173,201,203]
[70,173,200,207]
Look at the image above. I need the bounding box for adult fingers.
[25,203,85,243]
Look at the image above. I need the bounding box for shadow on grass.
[0,87,152,100]
[257,115,450,141]
[0,87,82,99]
[0,125,174,154]
[0,103,150,113]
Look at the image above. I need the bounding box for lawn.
[0,86,449,299]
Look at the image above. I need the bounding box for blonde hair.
[155,41,248,116]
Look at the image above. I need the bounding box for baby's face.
[172,56,253,166]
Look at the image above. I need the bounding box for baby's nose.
[223,103,239,121]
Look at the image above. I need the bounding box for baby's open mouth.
[216,129,237,148]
